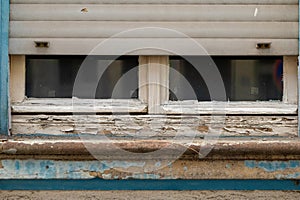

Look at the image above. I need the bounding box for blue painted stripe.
[0,0,10,135]
[0,179,299,190]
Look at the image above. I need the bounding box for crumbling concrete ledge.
[1,136,300,160]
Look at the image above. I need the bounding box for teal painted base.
[0,179,299,190]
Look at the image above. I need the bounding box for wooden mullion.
[10,55,25,103]
[283,56,298,104]
[139,56,169,114]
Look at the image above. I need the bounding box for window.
[169,56,283,101]
[139,56,296,115]
[11,55,297,115]
[10,55,146,114]
[9,55,297,138]
[26,56,138,99]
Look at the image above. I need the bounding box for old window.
[26,55,138,99]
[139,56,297,115]
[10,55,297,115]
[169,56,283,101]
[10,55,146,114]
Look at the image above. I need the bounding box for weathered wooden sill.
[11,98,147,113]
[162,101,297,115]
[11,114,297,137]
[1,137,300,160]
[12,99,297,115]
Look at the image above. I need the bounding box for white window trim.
[10,55,298,115]
[10,55,147,114]
[142,55,298,115]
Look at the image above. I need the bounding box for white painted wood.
[10,0,299,4]
[11,98,147,113]
[11,115,297,137]
[138,56,148,104]
[10,5,298,22]
[283,56,298,104]
[10,21,297,39]
[9,38,298,56]
[9,55,25,103]
[140,56,169,114]
[162,101,297,115]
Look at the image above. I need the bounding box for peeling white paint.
[254,8,258,17]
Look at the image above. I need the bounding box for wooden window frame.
[10,55,147,114]
[8,55,298,138]
[141,55,298,115]
[10,55,298,115]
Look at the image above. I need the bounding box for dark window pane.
[26,56,138,99]
[169,56,283,101]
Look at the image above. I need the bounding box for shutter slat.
[11,5,298,22]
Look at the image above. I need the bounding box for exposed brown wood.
[9,55,25,103]
[11,115,297,137]
[11,98,147,113]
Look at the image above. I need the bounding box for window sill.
[162,101,297,115]
[11,98,147,114]
[11,114,297,137]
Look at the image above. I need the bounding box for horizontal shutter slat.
[11,0,299,5]
[9,38,298,55]
[10,21,298,39]
[11,5,298,22]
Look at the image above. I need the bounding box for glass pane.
[26,56,138,99]
[169,56,283,101]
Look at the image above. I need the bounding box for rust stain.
[197,126,209,132]
[81,8,88,13]
[89,171,99,177]
[100,130,112,134]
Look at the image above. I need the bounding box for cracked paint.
[0,160,147,179]
[244,160,300,172]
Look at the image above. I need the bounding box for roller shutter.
[9,0,298,55]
